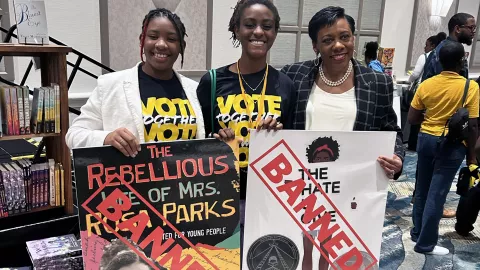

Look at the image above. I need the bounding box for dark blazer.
[280,58,405,168]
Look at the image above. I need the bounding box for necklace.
[319,61,353,87]
[239,70,266,92]
[236,61,269,129]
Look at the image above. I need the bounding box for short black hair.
[437,31,447,42]
[448,13,475,33]
[228,0,281,47]
[439,41,465,71]
[140,8,187,67]
[306,137,340,163]
[365,41,379,60]
[427,35,438,47]
[308,6,356,43]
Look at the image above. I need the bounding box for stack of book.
[0,158,65,218]
[0,84,61,136]
[26,234,82,270]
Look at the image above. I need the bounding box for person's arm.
[377,75,405,179]
[408,83,426,125]
[381,75,405,160]
[196,73,213,136]
[408,54,426,83]
[466,81,479,165]
[65,82,110,149]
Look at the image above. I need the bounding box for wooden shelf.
[2,205,63,220]
[0,133,60,141]
[0,44,72,56]
[0,206,65,232]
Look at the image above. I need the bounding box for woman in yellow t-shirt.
[408,41,479,256]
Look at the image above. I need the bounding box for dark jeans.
[411,133,466,253]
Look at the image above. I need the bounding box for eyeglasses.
[460,25,477,32]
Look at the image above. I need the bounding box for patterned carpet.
[379,150,480,269]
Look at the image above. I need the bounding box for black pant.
[408,124,421,151]
[455,185,480,236]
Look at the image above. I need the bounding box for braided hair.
[139,8,187,67]
[228,0,280,47]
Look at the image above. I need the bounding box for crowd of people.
[64,0,480,267]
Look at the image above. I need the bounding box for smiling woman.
[195,0,297,262]
[66,8,213,157]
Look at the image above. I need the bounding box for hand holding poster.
[243,131,396,270]
[74,139,241,270]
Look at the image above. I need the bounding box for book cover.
[59,163,64,206]
[54,85,60,133]
[49,87,54,133]
[48,159,55,206]
[36,88,44,134]
[2,87,13,135]
[10,88,19,135]
[16,87,25,135]
[30,88,40,134]
[23,86,31,134]
[43,88,50,133]
[13,0,49,45]
[54,163,60,206]
[26,234,81,266]
[11,162,26,213]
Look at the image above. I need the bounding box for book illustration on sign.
[306,137,340,163]
[351,197,357,210]
[74,139,241,269]
[247,234,299,270]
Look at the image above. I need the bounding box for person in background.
[281,6,404,269]
[408,36,438,83]
[422,13,476,81]
[364,41,384,72]
[196,0,296,258]
[418,12,477,218]
[66,8,212,154]
[408,41,479,255]
[407,32,447,152]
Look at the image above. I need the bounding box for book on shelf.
[0,85,61,137]
[26,234,82,270]
[0,158,65,218]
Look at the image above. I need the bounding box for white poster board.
[243,130,396,270]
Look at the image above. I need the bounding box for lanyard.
[236,61,269,129]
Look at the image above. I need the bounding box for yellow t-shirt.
[411,71,479,136]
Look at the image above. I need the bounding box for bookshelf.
[0,44,73,219]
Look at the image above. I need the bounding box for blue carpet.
[379,150,480,269]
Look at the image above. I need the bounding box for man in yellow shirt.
[408,41,479,255]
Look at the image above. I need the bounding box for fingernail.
[132,154,136,158]
[135,151,138,156]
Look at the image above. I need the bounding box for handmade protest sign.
[74,139,241,270]
[243,131,396,270]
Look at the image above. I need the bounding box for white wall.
[8,0,101,99]
[211,0,241,68]
[380,0,415,80]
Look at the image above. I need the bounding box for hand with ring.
[377,155,403,179]
[104,127,141,157]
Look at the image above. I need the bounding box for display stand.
[0,44,76,267]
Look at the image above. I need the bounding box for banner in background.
[243,131,396,270]
[74,139,240,270]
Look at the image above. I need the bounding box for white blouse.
[306,83,357,131]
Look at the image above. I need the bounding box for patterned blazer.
[280,58,405,163]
